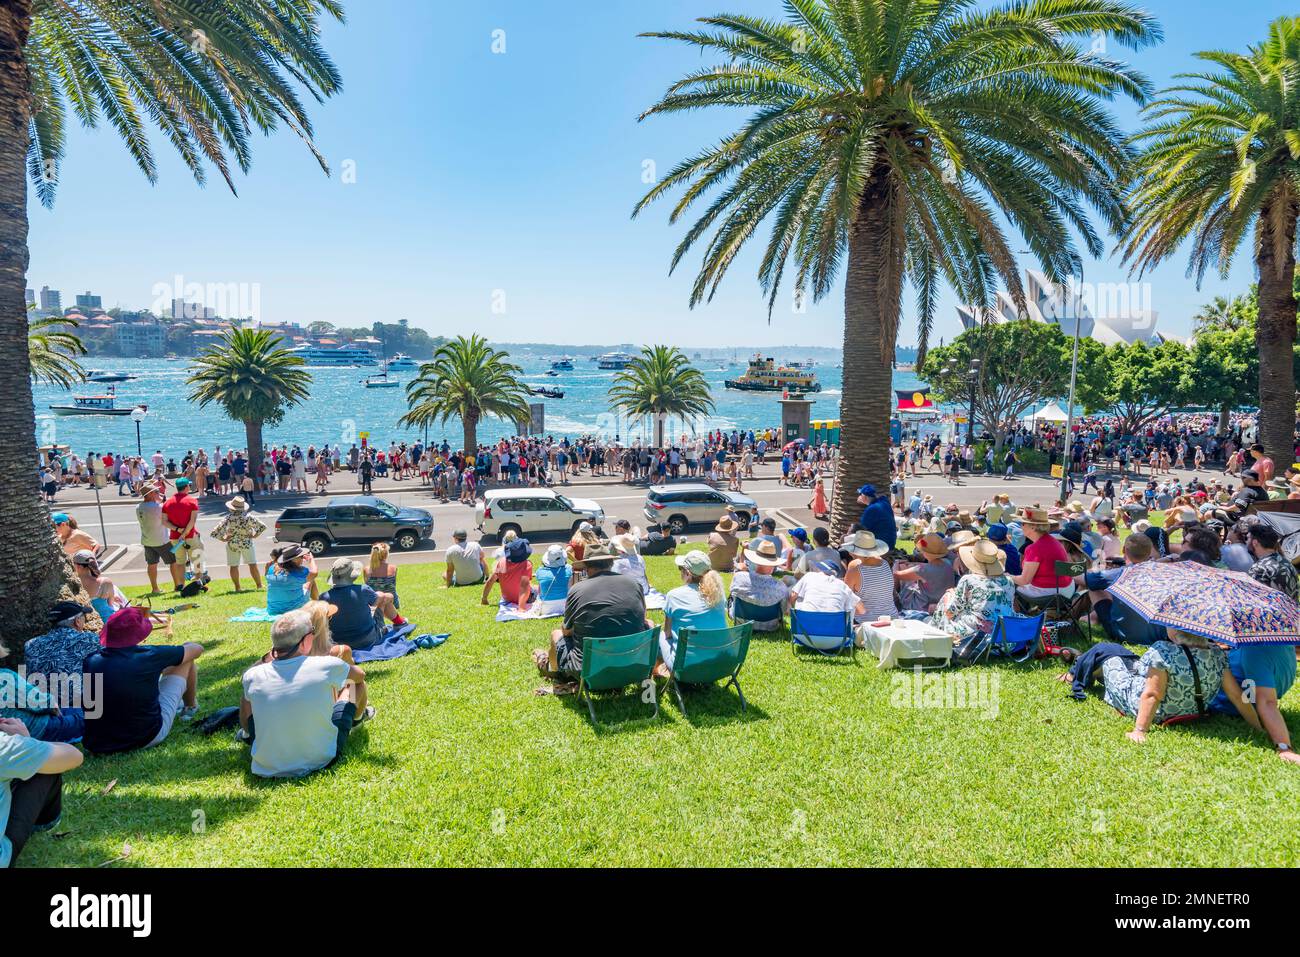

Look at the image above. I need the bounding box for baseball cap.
[857,484,877,497]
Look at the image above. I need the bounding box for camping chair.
[1018,559,1089,638]
[576,626,661,726]
[975,611,1045,664]
[789,608,855,658]
[729,595,785,632]
[667,623,753,717]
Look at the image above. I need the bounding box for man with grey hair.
[238,609,373,778]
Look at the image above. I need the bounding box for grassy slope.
[21,543,1300,868]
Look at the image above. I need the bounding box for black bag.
[951,631,990,666]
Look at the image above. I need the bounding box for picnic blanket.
[230,607,279,623]
[496,599,565,622]
[643,588,666,611]
[352,622,419,663]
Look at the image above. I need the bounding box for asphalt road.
[61,470,1066,587]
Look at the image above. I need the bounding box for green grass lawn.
[21,545,1300,868]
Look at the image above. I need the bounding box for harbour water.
[32,354,926,459]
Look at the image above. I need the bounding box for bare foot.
[1056,672,1072,682]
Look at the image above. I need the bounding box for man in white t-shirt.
[445,529,488,586]
[790,560,865,616]
[239,610,373,778]
[136,484,182,593]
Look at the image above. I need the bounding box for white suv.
[476,488,605,539]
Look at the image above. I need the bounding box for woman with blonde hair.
[302,600,356,665]
[361,542,400,630]
[658,550,728,673]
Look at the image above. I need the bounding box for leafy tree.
[27,312,86,388]
[634,0,1157,533]
[609,345,715,447]
[187,329,312,476]
[0,0,344,644]
[308,321,336,337]
[1124,17,1300,462]
[1074,340,1193,434]
[922,321,1069,452]
[400,335,531,451]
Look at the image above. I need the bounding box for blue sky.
[24,0,1297,348]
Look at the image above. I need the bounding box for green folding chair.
[667,623,753,717]
[576,626,661,725]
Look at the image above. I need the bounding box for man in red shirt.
[1011,507,1074,601]
[161,478,200,542]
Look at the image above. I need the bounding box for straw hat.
[947,529,980,551]
[743,538,783,567]
[915,533,949,560]
[226,496,248,513]
[1013,506,1057,530]
[958,540,1007,578]
[714,516,740,534]
[845,530,889,559]
[580,542,617,566]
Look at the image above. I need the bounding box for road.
[58,468,1067,587]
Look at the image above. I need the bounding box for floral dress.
[928,573,1015,641]
[1102,640,1228,723]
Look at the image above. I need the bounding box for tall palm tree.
[634,0,1157,533]
[186,328,311,475]
[400,335,531,452]
[610,345,715,447]
[0,1,344,643]
[1123,17,1300,462]
[28,312,86,388]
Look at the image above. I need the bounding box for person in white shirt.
[445,529,488,586]
[731,540,791,631]
[239,610,373,778]
[136,484,183,593]
[790,560,864,617]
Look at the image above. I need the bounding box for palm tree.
[186,329,311,475]
[400,335,531,452]
[1123,17,1300,462]
[0,1,343,643]
[634,0,1157,533]
[28,312,86,388]
[610,345,715,447]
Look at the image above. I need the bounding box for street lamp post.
[1061,258,1084,505]
[131,406,148,457]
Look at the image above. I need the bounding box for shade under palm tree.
[0,1,343,643]
[1123,16,1300,462]
[609,345,715,447]
[401,335,531,452]
[634,0,1158,531]
[186,328,312,476]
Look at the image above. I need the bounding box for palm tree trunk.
[244,418,264,483]
[0,1,88,652]
[1256,195,1299,463]
[463,410,478,454]
[830,169,898,537]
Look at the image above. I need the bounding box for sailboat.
[365,342,402,388]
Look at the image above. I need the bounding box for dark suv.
[274,496,435,555]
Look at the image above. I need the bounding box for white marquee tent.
[1022,402,1069,425]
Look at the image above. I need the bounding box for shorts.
[146,673,188,748]
[143,543,177,565]
[226,543,257,566]
[554,633,584,677]
[1017,582,1076,601]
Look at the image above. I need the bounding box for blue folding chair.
[977,611,1045,664]
[790,608,855,658]
[729,595,785,631]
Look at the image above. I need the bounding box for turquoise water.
[32,354,925,458]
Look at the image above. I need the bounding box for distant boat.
[85,370,137,383]
[597,351,636,370]
[50,386,144,416]
[384,353,419,371]
[363,372,400,389]
[725,354,821,393]
[289,344,378,367]
[530,387,565,399]
[550,357,575,371]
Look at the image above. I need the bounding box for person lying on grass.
[533,544,649,686]
[239,609,374,779]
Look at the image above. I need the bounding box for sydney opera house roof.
[957,270,1163,346]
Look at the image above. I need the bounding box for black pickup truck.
[273,496,435,555]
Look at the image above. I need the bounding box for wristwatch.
[1277,742,1291,752]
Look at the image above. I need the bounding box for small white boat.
[384,353,419,371]
[50,387,145,416]
[364,372,400,389]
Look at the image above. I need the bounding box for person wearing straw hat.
[895,534,955,614]
[210,496,267,594]
[136,484,182,594]
[731,539,791,631]
[842,531,898,623]
[533,542,650,682]
[707,515,743,573]
[929,540,1015,642]
[1010,506,1075,601]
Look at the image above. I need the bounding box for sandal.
[534,681,577,697]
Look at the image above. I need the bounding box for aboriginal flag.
[896,389,934,411]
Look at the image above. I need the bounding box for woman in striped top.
[841,531,899,623]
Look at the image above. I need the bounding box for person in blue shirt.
[986,524,1022,577]
[266,545,317,616]
[659,551,728,669]
[536,545,573,613]
[856,484,896,550]
[0,717,83,867]
[1211,643,1298,747]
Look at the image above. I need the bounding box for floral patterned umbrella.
[1110,560,1300,646]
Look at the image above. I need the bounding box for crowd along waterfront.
[31,353,927,458]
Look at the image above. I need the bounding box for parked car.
[475,488,604,539]
[274,496,434,555]
[642,484,758,535]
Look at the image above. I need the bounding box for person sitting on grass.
[1208,630,1300,764]
[24,602,102,710]
[361,543,401,630]
[0,650,84,743]
[730,539,791,631]
[566,522,603,577]
[238,609,373,778]
[793,526,840,578]
[929,541,1015,643]
[265,545,318,616]
[53,513,98,559]
[70,549,128,622]
[483,537,536,611]
[82,606,203,756]
[659,551,728,673]
[536,545,573,615]
[0,715,83,867]
[637,522,678,557]
[894,533,955,614]
[321,559,406,652]
[533,543,650,685]
[707,515,743,573]
[444,529,487,587]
